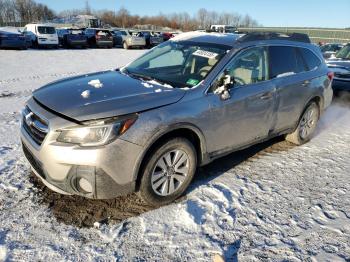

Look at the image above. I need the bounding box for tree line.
[0,0,260,30]
[61,6,260,30]
[0,0,55,25]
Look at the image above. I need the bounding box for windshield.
[336,45,350,59]
[38,26,56,34]
[123,41,229,88]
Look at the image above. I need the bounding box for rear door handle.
[259,92,273,100]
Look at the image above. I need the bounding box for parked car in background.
[23,24,58,48]
[210,25,237,33]
[118,30,146,49]
[326,43,350,92]
[320,43,344,59]
[161,32,174,41]
[21,32,333,206]
[84,28,114,48]
[139,31,163,48]
[0,27,27,49]
[57,28,88,48]
[109,29,123,47]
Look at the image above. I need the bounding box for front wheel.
[286,102,320,145]
[139,138,197,206]
[123,42,129,49]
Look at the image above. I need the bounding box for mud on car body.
[21,32,333,206]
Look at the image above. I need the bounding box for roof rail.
[237,32,311,43]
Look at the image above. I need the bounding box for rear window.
[299,48,321,71]
[96,30,111,36]
[70,29,84,35]
[38,26,56,34]
[269,46,299,79]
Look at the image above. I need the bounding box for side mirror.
[213,70,234,100]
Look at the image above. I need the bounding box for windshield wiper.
[124,70,173,88]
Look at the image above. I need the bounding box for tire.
[286,102,320,145]
[123,42,129,50]
[139,138,197,206]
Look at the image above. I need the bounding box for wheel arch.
[133,124,208,191]
[292,95,323,132]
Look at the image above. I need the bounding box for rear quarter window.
[299,48,322,71]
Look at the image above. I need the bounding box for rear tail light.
[327,71,334,81]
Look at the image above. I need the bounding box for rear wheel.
[286,102,320,145]
[139,138,197,206]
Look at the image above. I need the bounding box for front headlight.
[57,115,137,147]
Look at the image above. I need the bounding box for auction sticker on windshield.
[193,50,218,59]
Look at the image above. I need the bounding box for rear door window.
[269,46,299,79]
[299,48,321,71]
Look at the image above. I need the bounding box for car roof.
[26,24,55,27]
[171,31,313,48]
[171,32,242,47]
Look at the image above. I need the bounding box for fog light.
[78,178,93,193]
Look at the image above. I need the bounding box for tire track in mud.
[29,173,155,228]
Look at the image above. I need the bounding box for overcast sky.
[36,0,350,28]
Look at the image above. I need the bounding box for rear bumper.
[67,40,87,46]
[332,79,350,91]
[96,41,113,47]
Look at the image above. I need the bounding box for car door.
[206,46,277,154]
[268,46,314,132]
[115,31,123,46]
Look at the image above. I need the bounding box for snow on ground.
[0,48,350,261]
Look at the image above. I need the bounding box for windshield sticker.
[193,50,218,59]
[186,79,200,86]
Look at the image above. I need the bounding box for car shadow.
[190,136,294,188]
[29,135,295,228]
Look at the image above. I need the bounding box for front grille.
[22,107,48,145]
[22,142,46,179]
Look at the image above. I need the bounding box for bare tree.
[197,8,207,29]
[84,0,91,15]
[117,7,130,28]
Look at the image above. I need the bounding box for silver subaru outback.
[21,32,333,206]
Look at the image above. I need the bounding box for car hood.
[326,58,350,70]
[33,70,186,122]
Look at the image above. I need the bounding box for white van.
[23,24,58,48]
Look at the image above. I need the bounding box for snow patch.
[88,79,103,89]
[0,245,7,261]
[141,82,153,88]
[81,90,90,98]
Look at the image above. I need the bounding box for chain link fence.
[238,27,350,44]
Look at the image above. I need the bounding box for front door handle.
[302,80,310,86]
